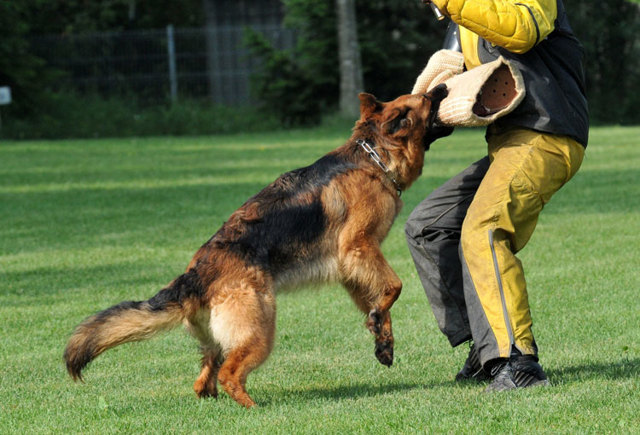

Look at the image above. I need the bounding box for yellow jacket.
[432,0,557,69]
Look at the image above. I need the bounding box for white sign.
[0,87,12,105]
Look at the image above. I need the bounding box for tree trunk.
[336,0,364,118]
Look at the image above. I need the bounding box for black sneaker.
[485,355,550,392]
[456,343,489,382]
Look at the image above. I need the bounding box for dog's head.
[354,84,452,190]
[357,83,451,152]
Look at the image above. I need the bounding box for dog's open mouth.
[421,84,453,151]
[422,124,454,151]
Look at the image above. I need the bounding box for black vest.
[446,0,589,146]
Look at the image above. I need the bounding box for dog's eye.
[384,110,411,134]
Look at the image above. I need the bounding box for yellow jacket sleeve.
[432,0,557,53]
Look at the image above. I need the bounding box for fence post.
[166,24,178,103]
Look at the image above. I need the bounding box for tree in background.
[246,0,446,124]
[245,0,340,125]
[336,0,364,118]
[2,0,640,133]
[248,0,640,126]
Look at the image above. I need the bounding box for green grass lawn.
[1,125,639,433]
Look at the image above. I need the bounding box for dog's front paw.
[366,309,382,335]
[375,340,394,367]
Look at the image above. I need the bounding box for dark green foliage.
[356,1,446,100]
[1,93,280,140]
[244,30,324,126]
[248,0,639,126]
[565,0,640,124]
[244,0,338,126]
[2,0,639,138]
[26,0,203,34]
[0,0,204,123]
[246,0,446,126]
[282,0,341,101]
[0,2,53,116]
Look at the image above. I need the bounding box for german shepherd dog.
[64,85,449,408]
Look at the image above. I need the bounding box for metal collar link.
[356,138,402,196]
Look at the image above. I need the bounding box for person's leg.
[458,129,584,389]
[405,157,490,347]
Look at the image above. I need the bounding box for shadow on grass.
[259,379,462,406]
[258,358,640,406]
[546,357,640,385]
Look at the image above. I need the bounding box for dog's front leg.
[364,280,400,367]
[338,237,402,367]
[367,309,395,367]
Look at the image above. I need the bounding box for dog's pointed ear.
[426,83,449,104]
[359,93,383,118]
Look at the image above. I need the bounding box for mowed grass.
[1,125,639,433]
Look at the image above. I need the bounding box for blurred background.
[0,0,638,139]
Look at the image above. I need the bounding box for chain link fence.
[30,24,296,106]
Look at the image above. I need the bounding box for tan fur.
[64,303,185,380]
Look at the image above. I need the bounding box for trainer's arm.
[431,0,557,53]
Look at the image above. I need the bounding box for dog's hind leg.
[217,337,272,408]
[194,348,222,398]
[185,312,222,398]
[210,283,276,408]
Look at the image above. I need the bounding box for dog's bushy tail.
[64,270,203,381]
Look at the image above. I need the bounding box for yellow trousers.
[406,127,584,365]
[461,127,584,361]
